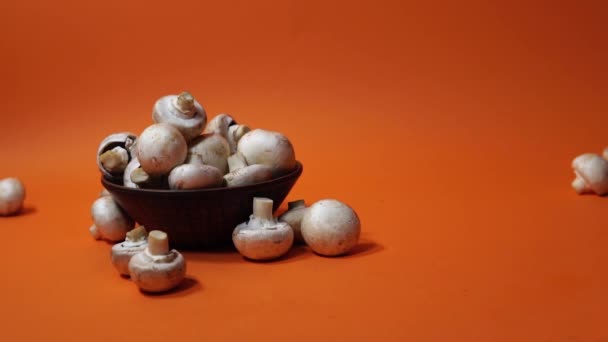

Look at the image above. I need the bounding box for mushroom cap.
[168,164,224,190]
[0,178,25,216]
[97,132,137,181]
[111,240,148,276]
[123,157,141,188]
[224,164,273,187]
[128,249,186,292]
[186,133,231,174]
[278,201,307,243]
[232,221,293,260]
[237,129,296,176]
[301,199,361,256]
[91,196,134,242]
[153,94,207,141]
[572,153,608,195]
[137,123,188,177]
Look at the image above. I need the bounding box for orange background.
[1,0,608,341]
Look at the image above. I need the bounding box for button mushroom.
[153,91,207,141]
[97,132,137,181]
[223,153,273,187]
[232,197,294,261]
[90,196,135,242]
[186,133,231,174]
[168,164,224,190]
[111,226,148,276]
[137,123,188,177]
[301,199,361,256]
[278,200,308,244]
[571,153,608,195]
[237,129,296,176]
[0,178,25,216]
[128,230,186,293]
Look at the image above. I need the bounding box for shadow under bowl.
[102,162,303,250]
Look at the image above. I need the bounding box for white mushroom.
[301,199,361,256]
[0,178,25,216]
[153,91,207,141]
[128,230,186,293]
[97,132,137,180]
[186,133,231,174]
[111,226,148,276]
[168,164,224,190]
[137,123,188,177]
[224,164,273,187]
[90,196,135,242]
[279,200,308,243]
[571,153,608,195]
[237,129,296,176]
[232,197,294,261]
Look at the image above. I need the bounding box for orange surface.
[1,0,608,341]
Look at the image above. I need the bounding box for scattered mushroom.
[279,200,308,243]
[129,230,186,293]
[90,196,135,242]
[111,226,148,276]
[301,199,360,256]
[232,197,294,261]
[0,178,25,216]
[168,164,224,190]
[571,153,608,195]
[153,91,207,141]
[237,129,296,176]
[137,123,188,177]
[186,133,231,174]
[97,132,137,181]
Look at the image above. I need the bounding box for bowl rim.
[102,161,303,195]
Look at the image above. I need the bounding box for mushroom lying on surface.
[301,199,361,256]
[137,123,187,177]
[97,132,137,181]
[153,91,206,141]
[168,164,224,190]
[232,197,294,261]
[237,129,296,176]
[111,226,148,276]
[90,196,135,242]
[186,133,231,174]
[571,153,608,195]
[279,200,308,244]
[0,178,26,216]
[129,230,186,293]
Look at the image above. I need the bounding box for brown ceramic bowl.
[101,162,303,249]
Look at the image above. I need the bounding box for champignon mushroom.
[237,129,296,176]
[186,133,231,174]
[232,197,294,261]
[111,226,148,276]
[97,132,137,181]
[90,196,135,242]
[278,200,308,244]
[301,199,361,256]
[128,230,186,293]
[224,164,272,187]
[137,123,188,177]
[152,91,207,141]
[0,178,25,216]
[571,153,608,195]
[168,164,224,190]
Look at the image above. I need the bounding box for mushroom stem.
[148,230,169,256]
[572,176,589,194]
[288,200,306,210]
[126,226,148,242]
[174,91,195,115]
[253,197,274,221]
[228,152,248,172]
[130,167,151,185]
[99,147,129,174]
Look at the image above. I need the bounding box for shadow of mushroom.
[140,277,202,298]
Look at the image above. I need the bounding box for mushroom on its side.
[278,200,308,244]
[129,230,186,293]
[301,199,360,256]
[224,164,272,187]
[232,197,294,261]
[186,134,231,174]
[168,164,224,190]
[153,91,207,141]
[572,153,608,195]
[0,178,25,216]
[111,226,148,276]
[137,123,188,177]
[90,196,135,242]
[237,129,296,176]
[97,132,137,181]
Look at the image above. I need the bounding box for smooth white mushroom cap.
[111,226,148,276]
[301,199,361,256]
[279,200,308,243]
[137,123,188,177]
[186,133,231,174]
[224,164,273,187]
[0,178,25,216]
[237,129,296,176]
[153,92,207,141]
[571,153,608,195]
[168,164,224,190]
[91,196,134,242]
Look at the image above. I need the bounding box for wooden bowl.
[101,162,303,249]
